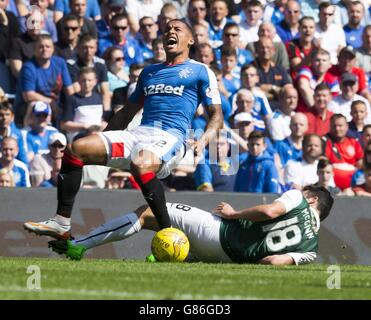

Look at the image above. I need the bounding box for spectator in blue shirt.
[275,0,301,44]
[220,47,240,97]
[195,135,239,192]
[0,101,28,165]
[274,112,307,168]
[0,136,30,187]
[23,101,59,162]
[208,0,233,48]
[137,16,159,62]
[98,13,143,67]
[95,0,126,40]
[59,0,98,39]
[343,1,366,49]
[213,22,254,71]
[15,34,74,126]
[53,0,101,23]
[234,130,279,193]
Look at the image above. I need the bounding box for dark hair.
[312,48,331,59]
[209,64,222,76]
[319,1,333,12]
[241,63,257,75]
[350,100,367,111]
[152,37,163,48]
[223,22,239,33]
[77,34,97,47]
[129,63,145,74]
[167,19,193,36]
[242,0,264,9]
[303,185,334,221]
[78,66,96,78]
[111,13,129,27]
[303,133,322,149]
[102,46,122,63]
[0,101,14,114]
[299,16,315,27]
[248,130,265,141]
[61,14,80,25]
[363,124,371,134]
[36,34,54,45]
[314,82,331,93]
[317,157,332,170]
[330,113,347,124]
[221,46,237,58]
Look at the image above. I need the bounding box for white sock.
[72,213,141,249]
[53,214,71,226]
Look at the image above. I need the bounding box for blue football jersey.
[129,59,221,140]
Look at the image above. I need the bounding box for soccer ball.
[151,227,190,262]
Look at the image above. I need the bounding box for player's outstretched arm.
[257,254,295,265]
[194,104,223,156]
[104,101,143,132]
[214,201,287,222]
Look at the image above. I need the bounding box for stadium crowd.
[0,0,370,197]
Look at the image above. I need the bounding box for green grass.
[0,257,370,300]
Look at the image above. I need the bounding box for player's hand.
[186,139,204,165]
[214,202,238,219]
[187,139,205,156]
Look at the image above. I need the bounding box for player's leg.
[48,205,158,260]
[130,149,172,229]
[167,203,233,263]
[24,134,107,239]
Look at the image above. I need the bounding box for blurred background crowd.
[0,0,370,197]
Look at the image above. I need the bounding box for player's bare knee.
[131,161,160,176]
[135,205,159,231]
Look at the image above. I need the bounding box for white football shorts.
[166,202,233,263]
[97,126,185,179]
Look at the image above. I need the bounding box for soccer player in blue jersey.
[24,19,223,240]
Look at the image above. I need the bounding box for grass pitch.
[0,257,370,300]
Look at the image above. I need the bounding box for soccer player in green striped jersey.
[49,185,333,265]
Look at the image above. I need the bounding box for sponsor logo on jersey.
[179,67,193,79]
[143,84,185,96]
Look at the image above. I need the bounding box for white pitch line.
[0,285,261,300]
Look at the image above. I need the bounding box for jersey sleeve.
[287,252,317,265]
[198,65,221,107]
[128,70,145,105]
[274,189,303,213]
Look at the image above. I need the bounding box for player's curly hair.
[303,185,334,221]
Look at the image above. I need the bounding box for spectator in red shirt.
[330,46,371,103]
[305,83,334,137]
[286,16,317,79]
[324,113,364,190]
[296,48,339,112]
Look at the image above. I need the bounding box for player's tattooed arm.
[214,201,287,222]
[104,100,143,131]
[193,104,223,156]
